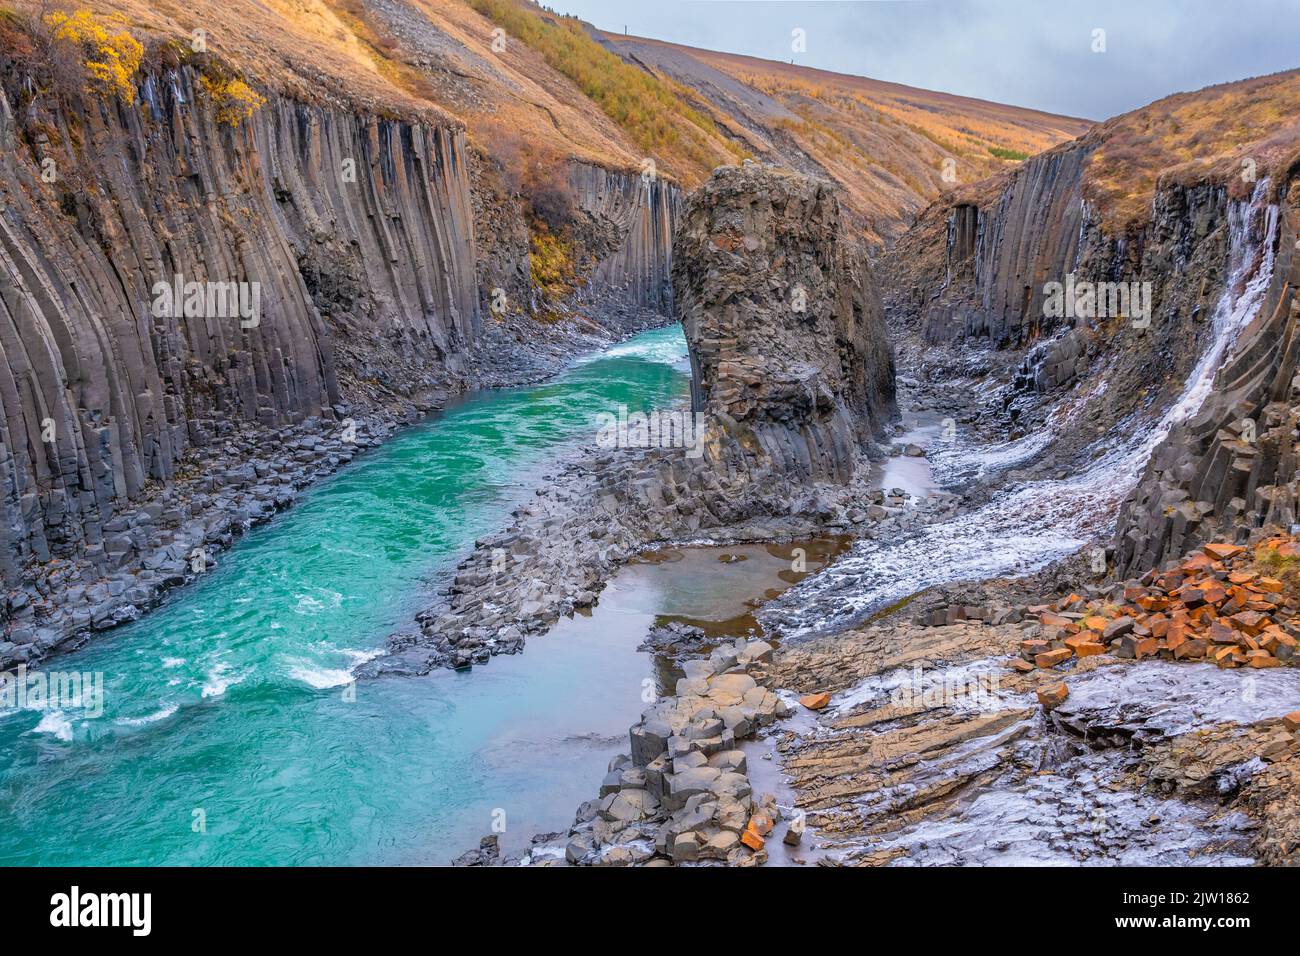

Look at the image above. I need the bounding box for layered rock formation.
[0,55,678,666]
[1114,197,1300,574]
[675,163,896,484]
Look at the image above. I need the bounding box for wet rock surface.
[766,617,1299,865]
[456,636,798,867]
[1115,204,1300,575]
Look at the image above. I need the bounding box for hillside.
[594,32,1092,244]
[0,1,1090,249]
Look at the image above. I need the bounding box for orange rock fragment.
[1247,651,1281,668]
[1204,543,1245,560]
[1035,648,1073,668]
[799,692,831,711]
[1036,682,1069,709]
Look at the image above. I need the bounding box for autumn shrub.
[529,223,575,300]
[199,73,266,127]
[489,119,580,231]
[42,8,141,103]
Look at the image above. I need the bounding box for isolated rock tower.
[673,163,896,484]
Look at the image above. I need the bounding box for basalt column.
[673,163,896,486]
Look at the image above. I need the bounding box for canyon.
[0,0,1298,869]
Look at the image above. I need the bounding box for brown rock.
[1203,542,1245,560]
[1035,648,1073,668]
[1036,682,1069,709]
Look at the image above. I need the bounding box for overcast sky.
[543,0,1300,120]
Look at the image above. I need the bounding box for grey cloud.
[548,0,1300,120]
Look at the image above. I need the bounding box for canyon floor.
[442,362,1298,867]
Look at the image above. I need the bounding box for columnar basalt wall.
[0,66,481,586]
[572,162,680,314]
[920,143,1093,348]
[1114,198,1300,575]
[674,163,896,485]
[0,61,681,609]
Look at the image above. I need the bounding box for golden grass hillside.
[1082,69,1300,234]
[596,34,1092,244]
[0,0,1093,243]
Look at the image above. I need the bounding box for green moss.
[528,223,575,300]
[987,145,1030,161]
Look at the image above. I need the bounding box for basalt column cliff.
[675,163,897,486]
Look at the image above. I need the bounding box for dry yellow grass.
[1083,70,1300,233]
[0,0,1092,240]
[600,35,1092,245]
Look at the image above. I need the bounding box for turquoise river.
[0,326,692,865]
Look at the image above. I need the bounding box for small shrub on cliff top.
[200,75,266,127]
[988,145,1029,161]
[43,9,141,103]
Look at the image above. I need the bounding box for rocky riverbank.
[372,162,902,675]
[765,611,1299,865]
[454,635,800,866]
[0,298,670,672]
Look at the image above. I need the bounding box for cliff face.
[0,57,678,658]
[885,137,1281,455]
[0,66,484,580]
[1114,198,1300,575]
[674,163,896,484]
[882,84,1300,575]
[572,163,679,314]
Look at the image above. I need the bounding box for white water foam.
[30,710,73,742]
[286,663,355,689]
[115,705,180,728]
[201,662,244,699]
[573,328,687,367]
[766,184,1280,637]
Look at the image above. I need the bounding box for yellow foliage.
[467,0,746,180]
[200,76,266,127]
[529,224,574,300]
[44,9,142,103]
[1085,71,1300,233]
